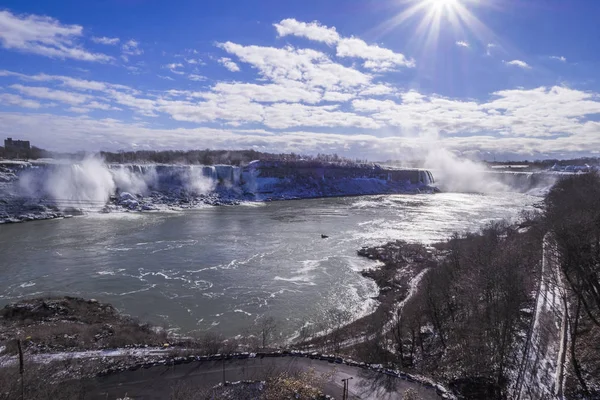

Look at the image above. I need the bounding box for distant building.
[4,138,31,150]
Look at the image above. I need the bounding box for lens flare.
[374,0,496,53]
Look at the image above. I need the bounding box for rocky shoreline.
[295,240,439,361]
[0,159,437,224]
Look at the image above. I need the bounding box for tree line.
[544,172,600,398]
[0,145,371,166]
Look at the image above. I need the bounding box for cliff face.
[0,160,436,223]
[240,161,435,199]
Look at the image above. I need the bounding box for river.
[0,192,538,338]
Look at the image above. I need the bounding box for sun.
[374,0,494,54]
[426,0,460,10]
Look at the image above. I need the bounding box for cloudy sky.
[0,0,599,161]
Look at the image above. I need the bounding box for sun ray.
[373,0,500,54]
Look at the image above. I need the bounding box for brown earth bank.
[0,297,168,354]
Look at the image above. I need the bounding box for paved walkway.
[89,356,441,399]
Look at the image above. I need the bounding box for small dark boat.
[321,234,329,239]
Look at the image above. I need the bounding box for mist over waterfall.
[18,158,116,210]
[184,166,217,195]
[110,165,158,196]
[14,158,222,210]
[424,149,509,193]
[423,148,557,195]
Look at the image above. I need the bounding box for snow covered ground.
[514,234,567,400]
[0,346,173,368]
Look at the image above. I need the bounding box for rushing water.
[0,193,539,338]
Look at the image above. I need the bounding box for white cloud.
[0,69,135,93]
[66,106,89,114]
[505,60,532,70]
[456,41,469,48]
[359,84,394,96]
[121,39,143,60]
[0,93,42,109]
[2,16,600,160]
[0,10,112,62]
[322,92,354,102]
[336,37,415,71]
[263,103,379,129]
[351,85,600,142]
[165,63,185,75]
[218,57,240,72]
[274,18,340,45]
[219,42,372,91]
[108,90,157,116]
[2,111,599,160]
[86,101,119,111]
[273,18,414,71]
[10,84,91,105]
[4,69,600,159]
[185,58,204,65]
[208,81,322,104]
[188,74,206,81]
[550,55,567,62]
[91,36,119,45]
[156,96,263,125]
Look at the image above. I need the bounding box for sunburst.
[374,0,496,53]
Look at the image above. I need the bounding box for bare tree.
[258,316,278,349]
[325,308,351,354]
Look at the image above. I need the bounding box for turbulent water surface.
[0,193,538,338]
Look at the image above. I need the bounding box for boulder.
[119,192,137,202]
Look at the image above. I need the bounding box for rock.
[119,192,137,202]
[62,207,84,216]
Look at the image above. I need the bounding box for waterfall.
[18,158,115,210]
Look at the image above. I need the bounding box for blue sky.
[0,0,599,161]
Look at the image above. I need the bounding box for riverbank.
[293,240,440,362]
[0,297,169,354]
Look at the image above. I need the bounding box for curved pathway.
[88,355,445,399]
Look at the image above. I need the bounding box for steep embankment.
[0,159,436,223]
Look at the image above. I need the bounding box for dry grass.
[0,363,87,400]
[0,297,167,355]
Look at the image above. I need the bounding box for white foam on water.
[273,276,316,286]
[86,212,146,220]
[239,202,266,207]
[105,246,134,252]
[296,258,327,274]
[113,284,157,296]
[269,288,302,298]
[191,280,213,290]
